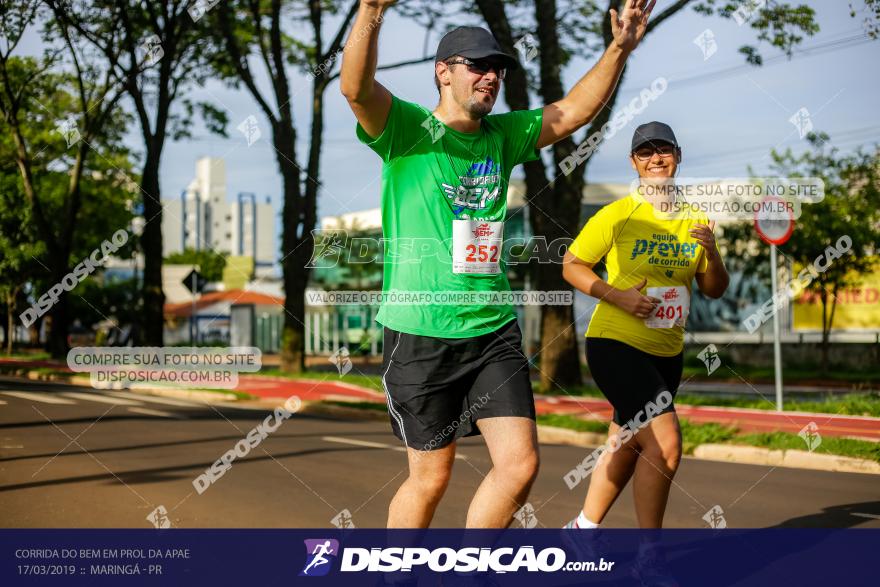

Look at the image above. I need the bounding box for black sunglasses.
[445,57,507,80]
[632,144,677,161]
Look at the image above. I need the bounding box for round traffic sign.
[754,195,794,246]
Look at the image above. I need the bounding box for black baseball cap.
[631,122,679,152]
[435,26,520,70]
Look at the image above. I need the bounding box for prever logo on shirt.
[442,156,503,216]
[630,233,699,270]
[300,539,339,577]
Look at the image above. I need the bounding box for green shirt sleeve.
[355,96,430,163]
[488,107,544,166]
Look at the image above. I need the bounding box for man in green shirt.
[341,0,654,528]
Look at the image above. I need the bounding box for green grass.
[536,415,880,463]
[532,383,605,398]
[190,388,255,400]
[675,392,880,418]
[0,365,70,377]
[731,431,880,463]
[260,368,384,393]
[535,376,880,417]
[679,420,738,454]
[0,352,51,361]
[680,362,880,385]
[536,414,609,434]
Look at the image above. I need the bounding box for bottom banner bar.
[1,529,875,586]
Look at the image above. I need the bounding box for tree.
[401,0,820,391]
[165,248,228,282]
[0,165,44,354]
[49,0,229,347]
[210,0,431,372]
[0,1,134,357]
[724,135,880,373]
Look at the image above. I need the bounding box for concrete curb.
[537,425,607,448]
[5,367,877,474]
[693,443,880,475]
[537,426,880,476]
[298,401,387,421]
[1,368,241,403]
[3,367,384,416]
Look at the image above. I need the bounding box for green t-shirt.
[356,96,543,338]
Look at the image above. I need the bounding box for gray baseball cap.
[435,26,520,70]
[631,121,679,152]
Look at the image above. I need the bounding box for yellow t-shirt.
[569,191,713,356]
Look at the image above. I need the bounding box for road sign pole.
[770,244,784,411]
[191,272,196,345]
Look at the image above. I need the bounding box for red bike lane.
[2,359,877,441]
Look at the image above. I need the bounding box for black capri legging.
[586,337,683,427]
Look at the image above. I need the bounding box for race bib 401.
[645,286,690,329]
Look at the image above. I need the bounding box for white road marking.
[127,407,185,419]
[2,391,76,405]
[322,436,468,460]
[852,513,880,520]
[61,392,143,406]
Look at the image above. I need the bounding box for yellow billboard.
[794,259,880,330]
[222,256,255,290]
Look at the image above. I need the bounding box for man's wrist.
[360,3,387,18]
[607,41,631,60]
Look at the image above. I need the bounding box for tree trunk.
[823,284,839,375]
[530,0,584,390]
[140,150,165,346]
[46,265,71,358]
[474,0,582,390]
[277,121,306,373]
[281,248,309,373]
[819,287,829,375]
[5,290,14,355]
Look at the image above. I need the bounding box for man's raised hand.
[610,0,656,53]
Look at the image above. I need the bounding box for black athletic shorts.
[586,337,683,427]
[381,319,535,451]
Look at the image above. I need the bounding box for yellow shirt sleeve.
[568,206,616,264]
[696,246,709,273]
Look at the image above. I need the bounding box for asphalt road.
[1,376,878,530]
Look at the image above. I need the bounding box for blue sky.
[21,1,880,263]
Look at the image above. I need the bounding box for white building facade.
[163,157,275,273]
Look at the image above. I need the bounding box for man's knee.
[498,449,540,488]
[408,465,452,500]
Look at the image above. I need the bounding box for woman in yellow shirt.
[561,122,729,543]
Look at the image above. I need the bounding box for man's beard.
[464,94,493,119]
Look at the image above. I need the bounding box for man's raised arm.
[340,0,395,139]
[536,0,655,150]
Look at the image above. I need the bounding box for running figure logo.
[300,539,339,577]
[697,344,721,375]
